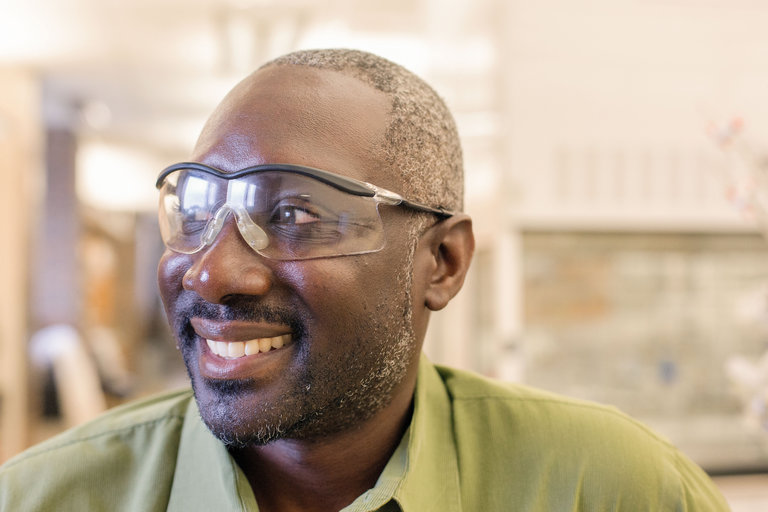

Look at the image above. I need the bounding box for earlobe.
[423,214,475,311]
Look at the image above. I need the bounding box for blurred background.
[2,0,768,507]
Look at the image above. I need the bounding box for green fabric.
[0,355,730,511]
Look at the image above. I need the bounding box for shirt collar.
[166,355,461,512]
[390,354,462,512]
[345,355,463,512]
[167,399,258,511]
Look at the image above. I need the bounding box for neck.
[231,384,415,512]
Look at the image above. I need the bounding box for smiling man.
[0,49,729,511]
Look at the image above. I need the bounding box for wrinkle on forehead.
[192,66,392,183]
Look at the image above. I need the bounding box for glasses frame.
[156,162,456,218]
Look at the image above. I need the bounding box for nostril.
[174,214,274,304]
[181,269,195,291]
[182,264,209,291]
[179,233,273,303]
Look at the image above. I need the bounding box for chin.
[191,376,286,447]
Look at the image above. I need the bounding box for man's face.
[157,66,426,446]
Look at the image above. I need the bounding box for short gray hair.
[261,48,464,211]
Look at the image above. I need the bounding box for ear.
[422,214,475,311]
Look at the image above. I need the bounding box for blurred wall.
[0,69,40,460]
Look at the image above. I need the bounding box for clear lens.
[158,168,386,260]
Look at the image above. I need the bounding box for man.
[1,49,729,511]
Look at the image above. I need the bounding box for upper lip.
[190,317,292,342]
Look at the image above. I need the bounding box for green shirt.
[0,356,729,511]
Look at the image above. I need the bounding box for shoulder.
[2,389,192,470]
[0,389,194,511]
[436,363,662,433]
[431,364,730,510]
[434,363,669,464]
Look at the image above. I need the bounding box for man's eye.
[271,205,319,225]
[180,219,208,235]
[177,206,211,233]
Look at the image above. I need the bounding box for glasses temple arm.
[374,188,455,218]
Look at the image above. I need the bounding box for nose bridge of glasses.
[202,202,269,253]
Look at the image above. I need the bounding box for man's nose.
[182,218,273,303]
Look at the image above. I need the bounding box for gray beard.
[195,308,416,448]
[184,237,420,448]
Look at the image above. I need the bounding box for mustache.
[172,295,305,343]
[185,300,293,324]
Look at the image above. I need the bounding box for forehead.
[193,66,394,188]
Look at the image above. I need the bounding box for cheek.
[279,258,386,319]
[157,250,189,308]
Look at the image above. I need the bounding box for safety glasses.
[156,162,454,261]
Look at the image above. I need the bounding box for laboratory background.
[1,0,767,508]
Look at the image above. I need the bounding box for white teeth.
[228,342,245,358]
[206,335,291,359]
[244,339,259,356]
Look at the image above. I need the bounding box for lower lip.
[198,337,291,381]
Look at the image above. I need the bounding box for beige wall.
[0,69,41,462]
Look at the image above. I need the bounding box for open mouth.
[205,334,292,359]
